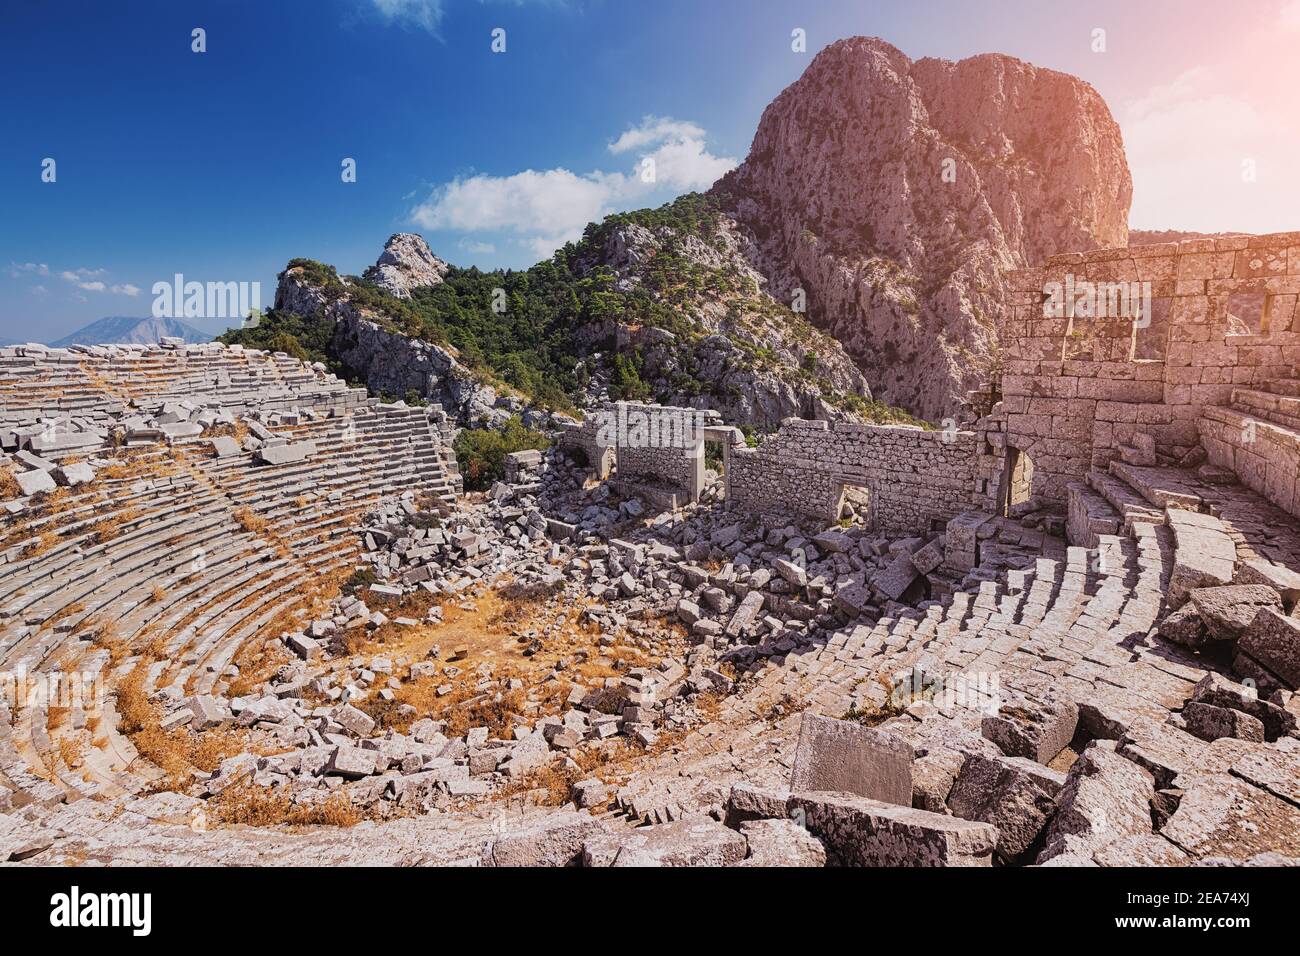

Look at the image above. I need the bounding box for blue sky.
[3,0,1298,341]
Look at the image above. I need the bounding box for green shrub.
[453,416,551,491]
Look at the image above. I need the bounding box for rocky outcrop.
[275,265,506,425]
[714,37,1132,420]
[576,218,872,427]
[362,233,449,299]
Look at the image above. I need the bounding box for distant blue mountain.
[46,316,214,348]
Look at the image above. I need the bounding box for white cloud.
[367,0,559,37]
[9,262,50,278]
[457,238,497,255]
[1123,67,1300,233]
[9,263,139,297]
[411,115,737,257]
[609,117,707,154]
[370,0,444,34]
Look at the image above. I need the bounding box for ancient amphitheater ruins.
[2,232,1299,867]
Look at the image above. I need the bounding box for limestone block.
[790,713,913,805]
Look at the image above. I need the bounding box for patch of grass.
[232,507,268,534]
[208,783,361,828]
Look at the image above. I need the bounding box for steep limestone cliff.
[714,37,1132,420]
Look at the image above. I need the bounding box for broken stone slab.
[1160,771,1300,862]
[55,462,95,487]
[1037,740,1156,864]
[812,530,852,554]
[738,818,827,867]
[1235,559,1300,609]
[581,816,748,867]
[210,436,241,458]
[871,551,921,601]
[725,783,792,826]
[186,694,232,730]
[481,812,606,867]
[256,440,317,466]
[1228,742,1300,807]
[333,703,376,737]
[14,468,55,497]
[832,583,873,618]
[1181,701,1264,743]
[1166,509,1237,608]
[724,589,765,639]
[772,557,806,588]
[909,539,945,576]
[1238,608,1300,689]
[981,685,1078,765]
[789,713,913,805]
[286,633,322,661]
[1189,585,1281,642]
[570,778,609,809]
[789,791,997,867]
[946,752,1066,862]
[1158,604,1211,651]
[326,745,377,778]
[1191,672,1295,741]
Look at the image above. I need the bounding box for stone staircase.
[1200,371,1300,520]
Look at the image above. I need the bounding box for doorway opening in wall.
[1226,292,1270,335]
[701,436,727,498]
[835,483,872,527]
[1002,447,1035,517]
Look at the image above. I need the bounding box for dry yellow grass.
[207,783,360,828]
[91,507,139,544]
[0,466,20,499]
[232,507,268,534]
[23,529,60,558]
[117,660,250,789]
[226,636,291,698]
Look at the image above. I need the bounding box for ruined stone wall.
[1003,232,1300,504]
[558,402,720,499]
[726,418,991,533]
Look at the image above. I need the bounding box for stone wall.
[726,418,992,533]
[558,402,727,503]
[1002,232,1300,503]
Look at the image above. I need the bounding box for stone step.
[1107,461,1203,512]
[1230,387,1300,432]
[1265,377,1300,398]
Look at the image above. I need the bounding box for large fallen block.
[1188,585,1281,641]
[256,440,317,466]
[947,753,1065,862]
[1238,608,1300,690]
[789,792,997,867]
[790,713,913,805]
[981,685,1078,765]
[1190,672,1295,741]
[482,812,606,867]
[1166,509,1236,608]
[1037,741,1155,864]
[581,816,747,867]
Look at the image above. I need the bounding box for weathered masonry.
[559,402,745,510]
[1002,232,1300,516]
[725,418,997,533]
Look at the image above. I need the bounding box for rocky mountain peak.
[363,232,449,299]
[713,36,1132,419]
